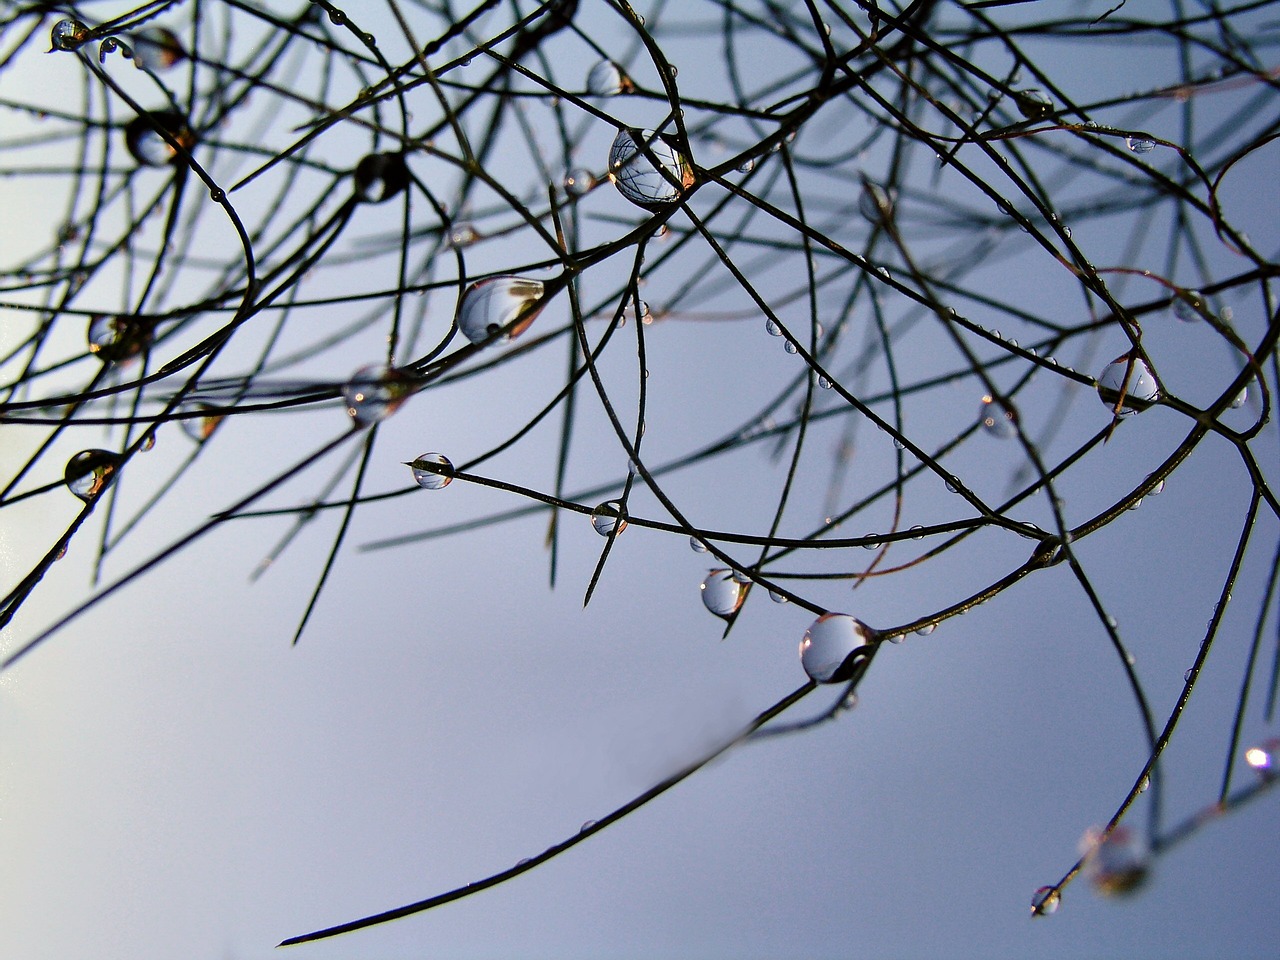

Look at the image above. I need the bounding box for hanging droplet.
[622,299,651,324]
[799,613,875,684]
[765,318,783,337]
[1184,667,1195,682]
[1173,291,1203,322]
[342,364,412,426]
[130,26,185,70]
[579,819,598,833]
[65,449,121,502]
[98,37,134,64]
[1244,738,1278,777]
[446,223,480,248]
[408,452,454,490]
[564,168,595,197]
[783,340,799,355]
[179,404,224,442]
[352,152,408,203]
[768,589,789,604]
[914,623,936,636]
[608,128,694,210]
[590,500,627,537]
[1031,886,1060,916]
[87,314,154,364]
[586,59,632,96]
[700,569,746,619]
[1015,88,1054,120]
[979,394,1018,438]
[1125,136,1156,154]
[1081,826,1149,897]
[140,432,156,452]
[125,111,195,167]
[457,276,546,345]
[689,536,709,554]
[50,18,89,51]
[1097,353,1159,415]
[1230,386,1247,409]
[818,376,832,390]
[910,525,925,539]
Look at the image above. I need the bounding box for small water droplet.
[50,18,89,51]
[353,152,408,203]
[700,569,746,618]
[516,857,533,867]
[65,449,121,502]
[564,168,595,197]
[731,569,752,584]
[586,59,632,96]
[737,157,755,173]
[979,394,1018,438]
[861,537,879,550]
[457,276,546,345]
[579,819,598,832]
[1125,136,1155,154]
[88,314,154,364]
[1015,88,1053,120]
[689,536,709,553]
[1173,290,1203,322]
[1138,774,1150,793]
[1230,386,1247,409]
[408,452,454,490]
[1081,826,1149,897]
[909,525,925,540]
[342,364,411,426]
[818,376,832,390]
[179,404,223,442]
[1148,478,1165,496]
[124,111,195,167]
[945,478,960,494]
[1031,886,1060,916]
[1097,353,1159,415]
[590,500,627,537]
[765,318,783,337]
[914,623,936,636]
[800,613,875,683]
[768,589,788,604]
[608,129,693,210]
[447,223,480,248]
[1105,615,1118,629]
[140,432,156,452]
[783,340,799,355]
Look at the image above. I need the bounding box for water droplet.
[1173,291,1203,322]
[783,340,799,355]
[765,318,783,337]
[179,404,223,442]
[457,276,546,345]
[861,537,879,550]
[579,819,598,832]
[818,376,832,390]
[910,525,925,540]
[737,157,755,173]
[88,314,153,364]
[837,691,858,712]
[914,623,936,636]
[352,152,408,203]
[799,613,875,684]
[1244,738,1278,777]
[447,223,480,248]
[1097,353,1159,415]
[768,589,788,604]
[731,569,752,584]
[1148,478,1165,496]
[700,569,746,618]
[979,394,1018,438]
[1015,88,1053,120]
[124,111,195,167]
[1138,774,1150,793]
[586,60,631,96]
[65,449,121,502]
[945,478,959,494]
[408,452,454,490]
[623,299,651,324]
[140,432,156,452]
[1105,615,1118,628]
[516,857,533,867]
[50,18,89,51]
[1125,136,1155,154]
[1081,826,1149,897]
[564,168,595,197]
[608,128,694,210]
[1031,886,1060,916]
[342,364,411,426]
[689,536,709,554]
[590,500,627,537]
[1230,386,1247,409]
[97,37,133,64]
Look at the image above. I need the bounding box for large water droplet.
[1097,353,1159,415]
[50,18,89,51]
[586,59,632,96]
[1081,826,1149,897]
[457,276,546,345]
[131,26,185,70]
[979,394,1017,438]
[564,168,595,197]
[353,152,408,203]
[125,111,195,167]
[608,128,694,210]
[408,452,454,489]
[765,318,783,337]
[1031,886,1060,916]
[179,404,223,442]
[590,500,627,537]
[1125,136,1155,154]
[87,314,154,364]
[342,364,411,426]
[65,449,121,502]
[700,569,745,618]
[799,613,875,683]
[1015,88,1053,120]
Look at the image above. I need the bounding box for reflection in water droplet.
[979,394,1018,438]
[65,449,121,502]
[179,404,224,442]
[799,613,875,683]
[1125,136,1155,154]
[353,152,408,203]
[689,536,708,553]
[88,314,154,364]
[1081,826,1149,897]
[765,318,783,337]
[1015,88,1053,120]
[457,276,546,345]
[409,452,454,490]
[608,128,694,210]
[768,589,788,604]
[1097,353,1159,415]
[586,60,631,96]
[51,18,89,51]
[590,500,627,537]
[1031,886,1060,916]
[910,525,924,539]
[131,26,185,70]
[125,111,195,167]
[700,569,745,618]
[342,364,411,426]
[564,168,595,197]
[914,623,936,636]
[783,340,799,355]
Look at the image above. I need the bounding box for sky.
[1,2,1278,958]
